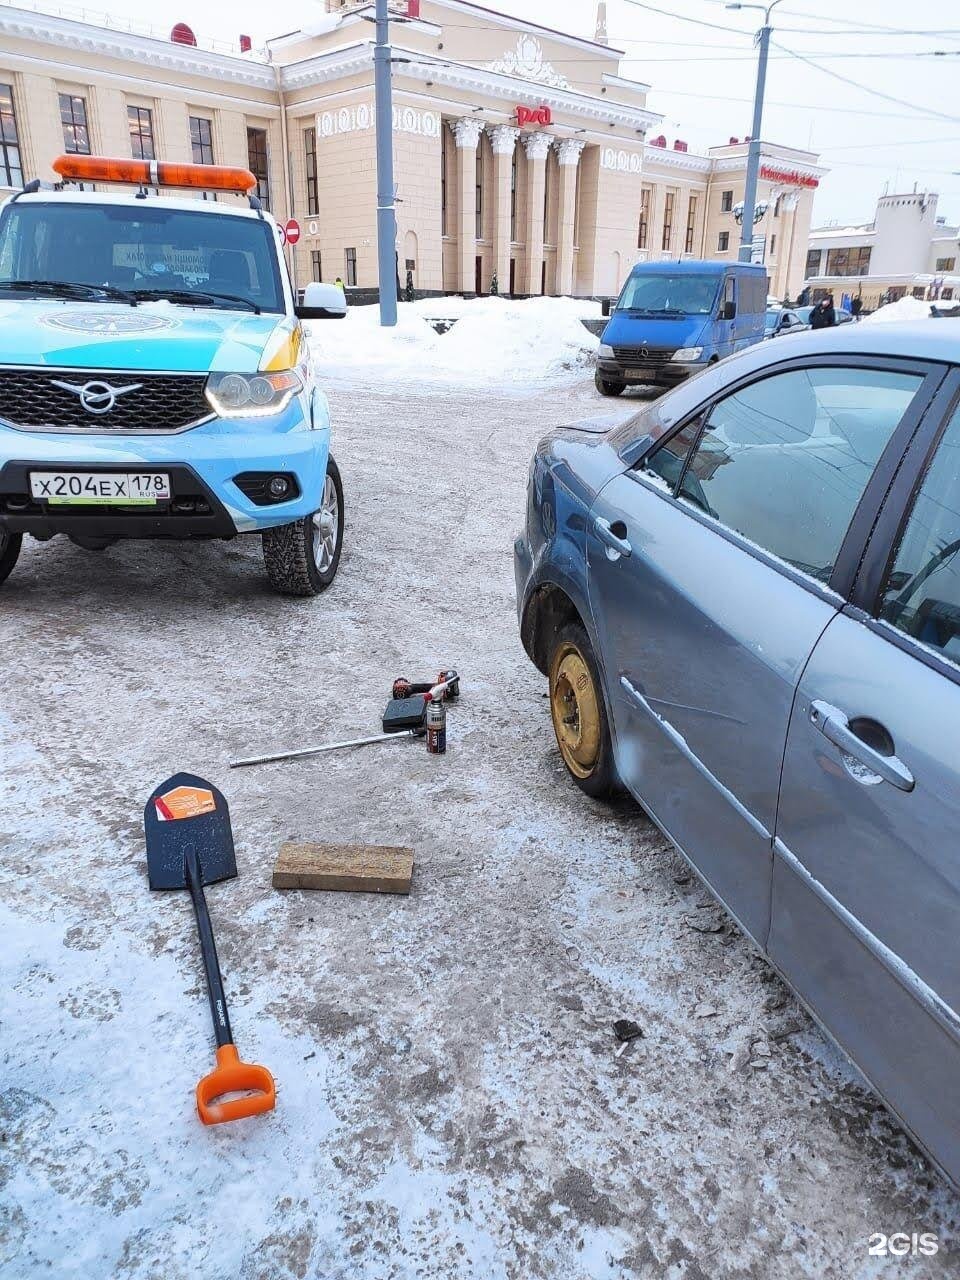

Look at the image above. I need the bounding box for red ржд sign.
[517,105,552,127]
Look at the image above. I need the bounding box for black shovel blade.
[144,773,237,891]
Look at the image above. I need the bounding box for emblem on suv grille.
[49,378,143,415]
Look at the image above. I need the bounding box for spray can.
[436,668,460,700]
[426,696,446,754]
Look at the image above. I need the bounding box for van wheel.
[0,528,22,587]
[547,621,618,799]
[595,372,625,397]
[262,456,343,597]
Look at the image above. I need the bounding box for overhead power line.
[772,41,960,124]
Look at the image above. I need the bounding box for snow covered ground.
[309,295,601,389]
[2,361,960,1279]
[863,295,934,324]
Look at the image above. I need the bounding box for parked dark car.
[515,322,960,1186]
[796,304,854,328]
[764,307,807,338]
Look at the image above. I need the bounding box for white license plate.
[623,371,650,381]
[30,471,171,505]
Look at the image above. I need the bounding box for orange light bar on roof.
[52,154,257,194]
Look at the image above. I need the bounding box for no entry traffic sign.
[281,218,301,246]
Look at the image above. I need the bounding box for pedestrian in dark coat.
[810,296,836,329]
[851,294,863,319]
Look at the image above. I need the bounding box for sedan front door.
[769,383,960,1183]
[587,358,939,945]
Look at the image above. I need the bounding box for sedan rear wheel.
[548,621,618,798]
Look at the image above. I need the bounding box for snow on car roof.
[2,189,271,221]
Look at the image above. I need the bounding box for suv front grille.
[0,368,211,433]
[611,346,674,367]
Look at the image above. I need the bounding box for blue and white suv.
[0,171,346,596]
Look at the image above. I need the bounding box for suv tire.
[0,529,22,587]
[262,456,343,597]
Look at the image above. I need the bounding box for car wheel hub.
[311,473,339,572]
[551,646,601,779]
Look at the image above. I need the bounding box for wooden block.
[272,841,414,895]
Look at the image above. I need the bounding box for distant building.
[804,190,960,308]
[0,0,824,299]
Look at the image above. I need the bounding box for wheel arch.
[521,581,589,676]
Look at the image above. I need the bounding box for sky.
[24,0,960,227]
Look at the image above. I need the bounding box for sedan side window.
[675,366,923,582]
[879,405,960,668]
[641,416,704,492]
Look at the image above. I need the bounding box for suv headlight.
[672,347,704,362]
[206,370,303,418]
[598,343,615,358]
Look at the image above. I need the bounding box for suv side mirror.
[295,282,347,320]
[601,297,612,317]
[723,300,736,321]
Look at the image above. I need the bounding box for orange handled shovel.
[144,773,276,1125]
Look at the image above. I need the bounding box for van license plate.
[30,471,171,505]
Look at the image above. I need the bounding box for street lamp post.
[373,0,398,326]
[727,0,784,263]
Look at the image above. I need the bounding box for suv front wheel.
[262,456,343,597]
[0,528,22,587]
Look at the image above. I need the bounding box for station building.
[0,0,824,300]
[804,189,960,309]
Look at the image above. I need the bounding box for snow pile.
[863,295,933,324]
[308,295,600,388]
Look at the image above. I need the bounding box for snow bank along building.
[804,190,960,309]
[0,0,824,300]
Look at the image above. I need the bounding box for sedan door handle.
[594,516,632,558]
[810,700,915,792]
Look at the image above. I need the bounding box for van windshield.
[0,201,285,313]
[616,272,721,317]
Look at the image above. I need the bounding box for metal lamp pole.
[727,0,784,263]
[374,0,398,326]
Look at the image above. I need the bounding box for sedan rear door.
[769,372,960,1184]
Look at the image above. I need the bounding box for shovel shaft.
[229,730,414,768]
[186,847,233,1049]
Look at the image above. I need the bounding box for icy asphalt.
[2,368,959,1280]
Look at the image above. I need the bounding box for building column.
[780,191,800,299]
[555,139,585,296]
[522,131,552,294]
[488,125,519,295]
[451,117,483,293]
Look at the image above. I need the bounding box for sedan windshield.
[0,201,284,313]
[617,272,720,316]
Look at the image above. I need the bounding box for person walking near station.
[810,294,837,329]
[851,294,863,321]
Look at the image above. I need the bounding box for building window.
[189,116,214,166]
[0,84,22,188]
[345,247,357,287]
[574,160,582,248]
[638,186,649,249]
[441,124,450,236]
[825,246,872,277]
[684,194,697,254]
[475,145,483,241]
[912,286,926,299]
[59,94,90,155]
[718,230,730,252]
[246,127,270,209]
[721,189,733,213]
[128,105,154,160]
[770,233,776,255]
[510,147,518,242]
[942,287,954,300]
[311,249,322,283]
[774,195,782,217]
[304,126,318,217]
[936,256,956,272]
[662,190,674,251]
[806,248,822,278]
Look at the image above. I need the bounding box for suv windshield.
[617,272,721,316]
[0,201,284,313]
